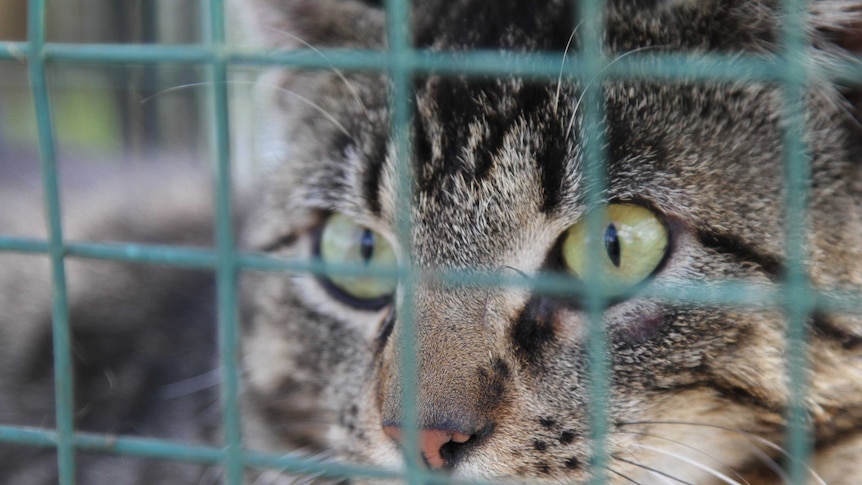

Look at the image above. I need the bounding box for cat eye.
[314,212,397,309]
[561,203,668,294]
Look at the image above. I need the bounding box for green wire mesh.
[0,0,860,484]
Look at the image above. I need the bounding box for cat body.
[1,0,862,484]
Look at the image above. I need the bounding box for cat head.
[239,0,862,483]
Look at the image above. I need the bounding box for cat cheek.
[611,309,667,346]
[295,275,391,342]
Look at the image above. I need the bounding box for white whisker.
[749,446,791,485]
[613,456,693,485]
[263,26,371,118]
[614,443,681,485]
[553,20,584,115]
[616,430,751,485]
[196,465,222,485]
[566,45,668,137]
[142,80,353,138]
[604,464,643,484]
[159,368,221,399]
[620,421,827,485]
[631,443,745,485]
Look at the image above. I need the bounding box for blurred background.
[0,0,262,242]
[0,0,259,191]
[1,1,203,164]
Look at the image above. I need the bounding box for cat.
[237,0,862,483]
[2,0,862,484]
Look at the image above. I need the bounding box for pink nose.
[383,426,472,469]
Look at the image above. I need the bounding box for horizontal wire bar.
[2,41,861,85]
[68,241,219,268]
[0,236,50,254]
[1,237,859,312]
[0,425,400,481]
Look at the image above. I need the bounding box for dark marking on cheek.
[537,463,551,474]
[259,233,298,253]
[493,358,511,379]
[477,357,511,409]
[511,296,559,365]
[533,439,548,451]
[612,310,667,348]
[559,430,577,444]
[539,417,555,428]
[374,308,396,355]
[565,457,580,470]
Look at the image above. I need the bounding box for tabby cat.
[2,0,862,484]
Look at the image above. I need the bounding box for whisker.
[158,368,221,399]
[614,443,679,485]
[603,464,643,484]
[197,465,222,485]
[263,27,371,118]
[615,430,751,485]
[631,443,745,485]
[613,456,693,485]
[251,469,284,485]
[749,446,791,485]
[139,82,213,104]
[142,80,353,138]
[553,20,584,115]
[566,45,668,137]
[619,421,826,485]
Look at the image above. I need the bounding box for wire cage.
[0,0,860,484]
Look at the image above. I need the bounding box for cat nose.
[382,425,472,469]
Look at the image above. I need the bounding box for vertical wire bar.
[205,0,244,483]
[575,0,610,483]
[383,0,420,482]
[27,0,76,483]
[777,0,813,482]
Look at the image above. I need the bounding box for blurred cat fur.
[2,0,862,484]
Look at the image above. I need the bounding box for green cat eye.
[562,203,668,293]
[316,212,397,308]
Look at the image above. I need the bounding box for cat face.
[240,0,862,483]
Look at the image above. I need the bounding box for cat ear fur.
[240,0,385,49]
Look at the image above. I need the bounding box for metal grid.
[0,0,860,484]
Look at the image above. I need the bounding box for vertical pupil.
[604,223,621,267]
[359,229,375,262]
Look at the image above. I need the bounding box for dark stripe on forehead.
[537,126,569,214]
[417,77,497,189]
[415,77,570,214]
[415,0,576,50]
[362,133,388,216]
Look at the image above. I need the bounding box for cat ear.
[240,0,385,49]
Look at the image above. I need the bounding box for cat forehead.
[352,77,785,217]
[283,73,787,223]
[409,77,581,214]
